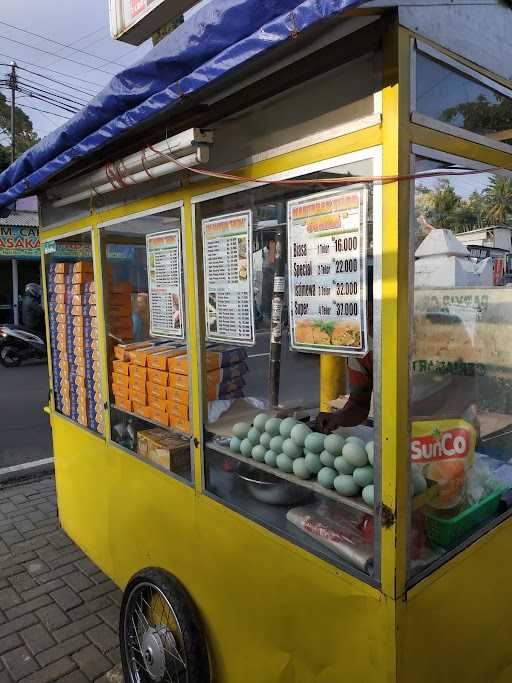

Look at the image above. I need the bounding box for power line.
[16,78,89,107]
[0,53,106,88]
[17,89,80,115]
[0,20,131,68]
[16,104,71,119]
[0,34,119,76]
[14,67,99,98]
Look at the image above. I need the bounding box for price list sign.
[287,187,368,355]
[146,229,185,339]
[202,210,255,345]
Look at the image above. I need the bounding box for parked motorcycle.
[0,325,46,367]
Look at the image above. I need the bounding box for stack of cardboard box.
[111,342,248,433]
[47,261,103,433]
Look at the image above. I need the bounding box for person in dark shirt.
[22,283,44,334]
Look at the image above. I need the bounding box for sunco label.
[411,419,476,510]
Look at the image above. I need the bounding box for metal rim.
[123,581,188,683]
[0,346,20,367]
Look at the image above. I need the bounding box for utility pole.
[8,62,16,163]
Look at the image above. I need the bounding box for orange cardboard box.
[115,396,132,412]
[112,371,132,388]
[112,360,130,375]
[166,387,188,405]
[147,348,186,371]
[147,382,167,400]
[52,273,65,284]
[167,401,189,421]
[133,402,152,418]
[169,372,188,391]
[114,341,152,362]
[132,366,148,382]
[53,284,66,294]
[112,383,130,400]
[147,368,168,386]
[130,387,147,405]
[73,260,93,273]
[149,406,169,426]
[169,415,191,434]
[148,397,168,413]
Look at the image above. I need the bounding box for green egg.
[270,435,285,453]
[366,441,374,466]
[232,422,251,439]
[264,450,278,467]
[317,467,337,489]
[247,427,262,445]
[279,417,298,438]
[253,413,270,432]
[290,423,312,447]
[265,417,282,436]
[252,445,266,462]
[334,474,360,497]
[346,436,366,448]
[342,441,368,468]
[324,434,345,456]
[412,468,427,495]
[320,450,335,468]
[259,432,272,449]
[283,438,302,459]
[276,453,294,473]
[362,484,375,507]
[240,438,253,457]
[292,457,311,480]
[353,466,374,488]
[304,432,325,454]
[334,456,355,475]
[229,436,242,453]
[305,451,322,474]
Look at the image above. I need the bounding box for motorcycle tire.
[120,567,211,683]
[0,345,21,368]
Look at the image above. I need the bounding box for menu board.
[287,187,368,355]
[202,210,254,345]
[146,229,185,339]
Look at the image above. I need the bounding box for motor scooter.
[0,324,46,367]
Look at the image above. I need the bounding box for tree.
[0,145,9,172]
[442,93,512,138]
[483,176,512,224]
[0,92,39,160]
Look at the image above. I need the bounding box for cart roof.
[0,0,364,210]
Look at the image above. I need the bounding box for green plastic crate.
[426,486,508,548]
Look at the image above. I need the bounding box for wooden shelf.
[207,440,374,516]
[111,405,191,440]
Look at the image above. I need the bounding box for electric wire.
[16,104,70,119]
[13,67,99,98]
[0,20,132,68]
[0,34,119,76]
[0,54,105,88]
[15,78,89,107]
[16,88,80,115]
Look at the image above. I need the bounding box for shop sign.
[146,229,185,339]
[202,210,254,345]
[106,244,136,260]
[0,226,40,259]
[287,187,368,355]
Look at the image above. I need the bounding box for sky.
[0,0,152,142]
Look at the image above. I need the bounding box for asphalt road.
[0,360,53,468]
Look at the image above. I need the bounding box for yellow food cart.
[1,1,512,681]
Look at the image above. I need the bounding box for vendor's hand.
[315,411,342,434]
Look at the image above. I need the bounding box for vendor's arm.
[315,354,373,433]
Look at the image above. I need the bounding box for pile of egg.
[230,414,377,507]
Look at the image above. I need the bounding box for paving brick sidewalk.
[0,477,123,683]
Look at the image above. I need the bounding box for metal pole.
[268,222,286,408]
[9,62,16,163]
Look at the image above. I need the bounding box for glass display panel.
[197,158,381,580]
[416,51,512,146]
[100,207,192,483]
[44,231,104,435]
[409,155,512,579]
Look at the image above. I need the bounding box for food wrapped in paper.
[286,501,373,574]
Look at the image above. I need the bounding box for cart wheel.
[120,568,210,683]
[0,345,21,367]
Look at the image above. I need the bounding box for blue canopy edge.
[0,0,363,209]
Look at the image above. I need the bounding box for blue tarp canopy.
[0,0,363,209]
